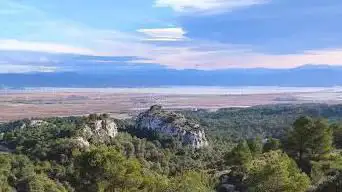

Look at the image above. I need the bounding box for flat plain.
[1,87,342,122]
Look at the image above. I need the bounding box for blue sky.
[0,0,342,73]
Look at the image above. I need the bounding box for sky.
[0,0,342,73]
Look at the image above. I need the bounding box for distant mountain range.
[1,64,342,88]
[1,51,342,87]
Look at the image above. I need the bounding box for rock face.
[136,105,209,149]
[82,119,118,143]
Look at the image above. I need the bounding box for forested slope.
[1,104,342,191]
[181,104,342,140]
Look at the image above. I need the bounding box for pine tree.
[284,116,333,171]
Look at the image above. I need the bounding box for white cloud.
[1,0,342,72]
[155,0,267,13]
[128,45,342,70]
[0,64,58,73]
[137,27,186,41]
[2,35,342,71]
[0,39,95,55]
[2,29,342,71]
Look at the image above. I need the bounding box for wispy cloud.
[155,0,268,14]
[137,27,186,41]
[1,0,342,73]
[0,39,95,55]
[0,64,58,73]
[2,32,342,70]
[128,45,342,70]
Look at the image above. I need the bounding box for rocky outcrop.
[71,137,90,149]
[0,117,118,152]
[29,120,48,127]
[136,105,209,148]
[14,119,48,129]
[81,118,118,143]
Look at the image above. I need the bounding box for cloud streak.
[127,45,342,70]
[137,27,186,41]
[155,0,267,14]
[2,35,342,71]
[0,64,58,73]
[0,39,95,55]
[1,0,342,73]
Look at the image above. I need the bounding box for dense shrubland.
[181,104,342,140]
[1,104,342,191]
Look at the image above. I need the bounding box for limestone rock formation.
[136,105,209,148]
[11,119,48,130]
[29,120,48,127]
[82,118,118,143]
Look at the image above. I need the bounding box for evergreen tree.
[246,150,310,192]
[285,116,333,163]
[247,137,263,157]
[263,137,281,153]
[225,140,253,166]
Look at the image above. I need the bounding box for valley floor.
[1,87,342,121]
